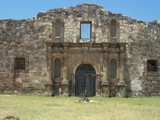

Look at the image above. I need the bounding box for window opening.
[80,22,91,39]
[15,58,25,69]
[147,60,157,72]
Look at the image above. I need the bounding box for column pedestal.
[117,81,126,97]
[101,68,110,97]
[61,79,69,96]
[101,81,110,97]
[44,80,52,96]
[61,67,69,96]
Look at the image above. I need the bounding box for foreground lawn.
[0,95,160,120]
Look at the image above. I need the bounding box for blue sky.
[0,0,159,22]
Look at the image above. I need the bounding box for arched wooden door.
[75,64,96,97]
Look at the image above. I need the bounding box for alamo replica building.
[0,4,160,97]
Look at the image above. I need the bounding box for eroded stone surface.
[0,3,160,97]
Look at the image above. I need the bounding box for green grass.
[0,95,160,120]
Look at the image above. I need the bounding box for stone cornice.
[46,42,126,53]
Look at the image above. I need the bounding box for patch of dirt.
[3,116,19,120]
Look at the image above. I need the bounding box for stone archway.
[75,64,96,97]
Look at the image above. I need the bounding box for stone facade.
[0,4,160,97]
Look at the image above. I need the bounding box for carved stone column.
[61,44,70,96]
[61,66,69,96]
[96,75,101,96]
[117,53,126,97]
[101,68,110,97]
[117,60,120,82]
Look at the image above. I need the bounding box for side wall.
[120,19,160,96]
[0,20,49,94]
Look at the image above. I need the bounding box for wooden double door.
[75,64,96,97]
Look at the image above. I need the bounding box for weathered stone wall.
[125,21,160,96]
[117,18,160,96]
[0,3,160,96]
[0,20,49,94]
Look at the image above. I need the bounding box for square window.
[15,58,25,69]
[80,22,91,39]
[147,60,157,72]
